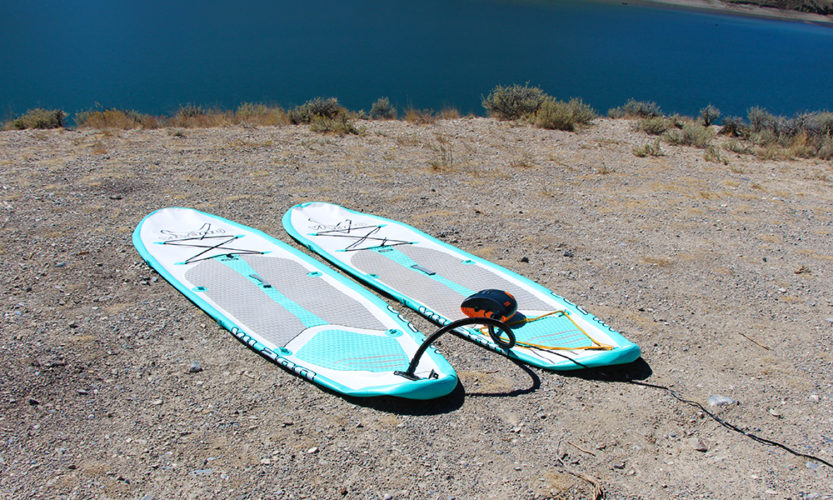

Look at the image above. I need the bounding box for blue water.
[2,0,832,121]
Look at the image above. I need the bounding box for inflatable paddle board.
[133,207,456,399]
[283,202,641,371]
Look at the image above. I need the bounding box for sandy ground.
[643,0,833,24]
[1,117,832,498]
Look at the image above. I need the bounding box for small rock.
[28,398,40,406]
[687,437,708,452]
[809,394,820,403]
[150,399,163,406]
[189,361,203,373]
[612,462,626,470]
[563,250,574,258]
[519,256,529,263]
[708,395,736,407]
[77,389,88,395]
[307,446,319,454]
[190,468,212,476]
[54,262,67,268]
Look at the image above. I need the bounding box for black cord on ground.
[628,380,833,469]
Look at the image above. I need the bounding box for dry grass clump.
[404,108,438,125]
[5,108,66,130]
[76,109,162,129]
[633,139,664,157]
[233,103,289,126]
[167,105,231,128]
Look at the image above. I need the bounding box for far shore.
[640,0,833,24]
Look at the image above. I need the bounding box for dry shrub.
[7,108,65,129]
[76,109,161,129]
[404,108,437,125]
[167,105,230,128]
[233,103,289,126]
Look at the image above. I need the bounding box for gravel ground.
[1,117,832,499]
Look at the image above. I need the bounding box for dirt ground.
[1,117,831,498]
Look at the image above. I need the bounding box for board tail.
[283,202,641,371]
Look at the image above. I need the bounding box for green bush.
[309,114,359,135]
[665,123,714,148]
[534,97,596,131]
[482,84,547,120]
[633,139,664,157]
[637,116,673,135]
[720,116,745,137]
[608,99,663,119]
[8,108,65,129]
[370,97,396,120]
[748,106,777,133]
[289,97,346,124]
[700,104,721,127]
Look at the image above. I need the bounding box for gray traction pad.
[351,245,551,319]
[184,255,385,348]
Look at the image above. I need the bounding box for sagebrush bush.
[700,104,721,127]
[309,114,359,135]
[76,108,161,129]
[289,97,345,124]
[720,116,745,137]
[535,97,595,131]
[482,84,547,120]
[608,99,663,119]
[8,108,65,129]
[633,139,664,157]
[637,116,673,135]
[370,97,396,120]
[748,106,777,133]
[665,123,714,148]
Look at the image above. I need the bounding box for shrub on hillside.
[482,84,547,120]
[288,97,345,124]
[309,114,359,135]
[370,97,397,120]
[665,122,714,148]
[8,108,65,129]
[719,116,745,137]
[535,97,596,131]
[637,116,674,135]
[700,104,721,127]
[234,103,288,126]
[76,108,161,129]
[608,99,663,119]
[167,105,230,128]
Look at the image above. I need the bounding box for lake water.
[2,0,832,122]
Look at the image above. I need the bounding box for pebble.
[687,437,708,452]
[307,446,319,454]
[189,361,203,373]
[707,395,736,407]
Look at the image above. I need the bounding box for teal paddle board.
[133,207,457,399]
[283,202,641,371]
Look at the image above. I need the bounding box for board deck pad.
[133,207,456,399]
[283,202,641,371]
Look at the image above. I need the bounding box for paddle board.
[283,202,641,371]
[133,207,457,399]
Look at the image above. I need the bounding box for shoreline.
[639,0,833,24]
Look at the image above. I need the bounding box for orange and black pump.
[461,289,518,323]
